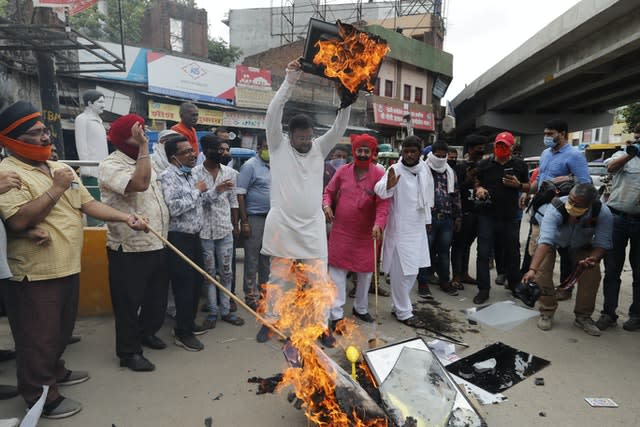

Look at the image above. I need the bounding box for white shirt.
[261,69,351,259]
[375,160,434,275]
[75,110,108,178]
[192,164,239,241]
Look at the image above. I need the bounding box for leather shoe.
[0,384,18,400]
[120,354,155,372]
[352,308,375,323]
[141,335,167,350]
[473,289,490,305]
[0,349,16,362]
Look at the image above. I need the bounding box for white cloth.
[389,248,417,321]
[328,266,372,320]
[74,110,108,178]
[261,69,351,259]
[375,160,433,276]
[151,143,171,174]
[426,152,455,193]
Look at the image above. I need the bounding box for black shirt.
[476,156,529,220]
[455,160,480,213]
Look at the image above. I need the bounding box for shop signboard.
[235,87,274,109]
[236,65,272,90]
[222,111,266,129]
[372,102,434,131]
[147,52,235,105]
[34,0,97,15]
[148,101,223,126]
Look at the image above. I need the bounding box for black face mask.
[206,150,223,164]
[447,160,457,168]
[220,155,232,166]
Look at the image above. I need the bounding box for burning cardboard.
[301,18,389,108]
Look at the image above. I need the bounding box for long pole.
[144,222,287,341]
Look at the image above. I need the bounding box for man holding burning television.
[257,58,351,347]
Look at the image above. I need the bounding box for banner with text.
[148,102,223,127]
[34,0,97,15]
[372,102,434,131]
[235,87,274,109]
[235,65,272,90]
[222,111,266,129]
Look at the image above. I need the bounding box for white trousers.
[328,266,372,320]
[389,249,417,321]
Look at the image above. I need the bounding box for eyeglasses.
[23,127,51,138]
[292,135,313,143]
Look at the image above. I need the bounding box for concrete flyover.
[451,0,640,155]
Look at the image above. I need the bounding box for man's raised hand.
[386,168,401,190]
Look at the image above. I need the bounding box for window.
[403,84,411,101]
[170,18,184,53]
[373,78,380,96]
[595,128,601,142]
[384,80,393,97]
[414,87,423,104]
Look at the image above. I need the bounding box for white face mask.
[543,136,557,148]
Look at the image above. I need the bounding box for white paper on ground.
[0,419,20,427]
[473,358,497,373]
[584,397,618,408]
[19,385,48,427]
[466,300,538,330]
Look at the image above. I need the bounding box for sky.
[202,0,582,101]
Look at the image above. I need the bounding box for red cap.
[494,131,515,147]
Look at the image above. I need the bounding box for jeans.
[243,215,271,307]
[202,233,234,317]
[476,216,521,291]
[418,217,454,285]
[451,212,478,276]
[602,213,640,319]
[168,232,203,338]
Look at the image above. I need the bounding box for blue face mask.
[543,136,557,148]
[178,165,191,174]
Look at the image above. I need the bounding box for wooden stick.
[144,223,288,341]
[373,238,379,325]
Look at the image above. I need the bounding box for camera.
[513,281,542,308]
[626,140,640,156]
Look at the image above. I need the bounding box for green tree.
[620,102,640,133]
[208,37,242,67]
[71,0,149,45]
[0,0,7,16]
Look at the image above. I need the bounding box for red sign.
[235,65,272,90]
[372,103,434,131]
[34,0,97,15]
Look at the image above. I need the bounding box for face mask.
[448,160,457,168]
[259,149,269,162]
[565,201,588,217]
[220,155,232,166]
[0,135,52,162]
[354,155,370,169]
[173,158,192,174]
[494,145,511,159]
[543,136,557,148]
[328,158,346,169]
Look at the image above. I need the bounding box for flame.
[263,259,387,426]
[313,22,389,94]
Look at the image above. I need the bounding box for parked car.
[229,147,256,172]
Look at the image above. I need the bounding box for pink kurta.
[324,163,390,272]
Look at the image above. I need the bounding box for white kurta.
[74,110,108,178]
[261,69,351,259]
[375,160,434,275]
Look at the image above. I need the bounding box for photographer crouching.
[522,183,613,336]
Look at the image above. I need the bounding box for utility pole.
[33,5,65,159]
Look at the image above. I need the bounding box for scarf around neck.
[397,159,433,211]
[426,152,455,193]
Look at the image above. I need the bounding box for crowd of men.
[0,59,638,419]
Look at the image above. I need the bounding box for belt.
[433,212,451,220]
[608,206,640,219]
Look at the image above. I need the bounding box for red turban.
[108,114,145,159]
[350,133,377,157]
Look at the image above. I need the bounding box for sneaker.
[141,335,167,350]
[418,283,432,298]
[221,313,245,326]
[202,316,217,330]
[42,396,82,419]
[574,317,601,336]
[320,329,337,348]
[256,325,272,343]
[175,335,204,351]
[439,282,459,296]
[495,274,506,286]
[622,316,640,331]
[57,370,89,386]
[537,314,553,331]
[193,325,208,336]
[595,313,617,330]
[473,289,490,305]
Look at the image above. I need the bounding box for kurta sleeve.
[266,69,301,152]
[323,166,342,207]
[316,106,352,159]
[374,166,396,200]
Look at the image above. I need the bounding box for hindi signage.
[148,102,223,126]
[222,111,266,129]
[372,102,434,131]
[236,65,272,90]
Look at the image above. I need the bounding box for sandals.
[369,285,390,297]
[450,280,464,291]
[221,314,245,326]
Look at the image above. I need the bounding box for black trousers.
[451,212,478,276]
[107,248,169,358]
[168,232,203,338]
[1,275,78,406]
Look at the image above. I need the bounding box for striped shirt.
[0,156,93,281]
